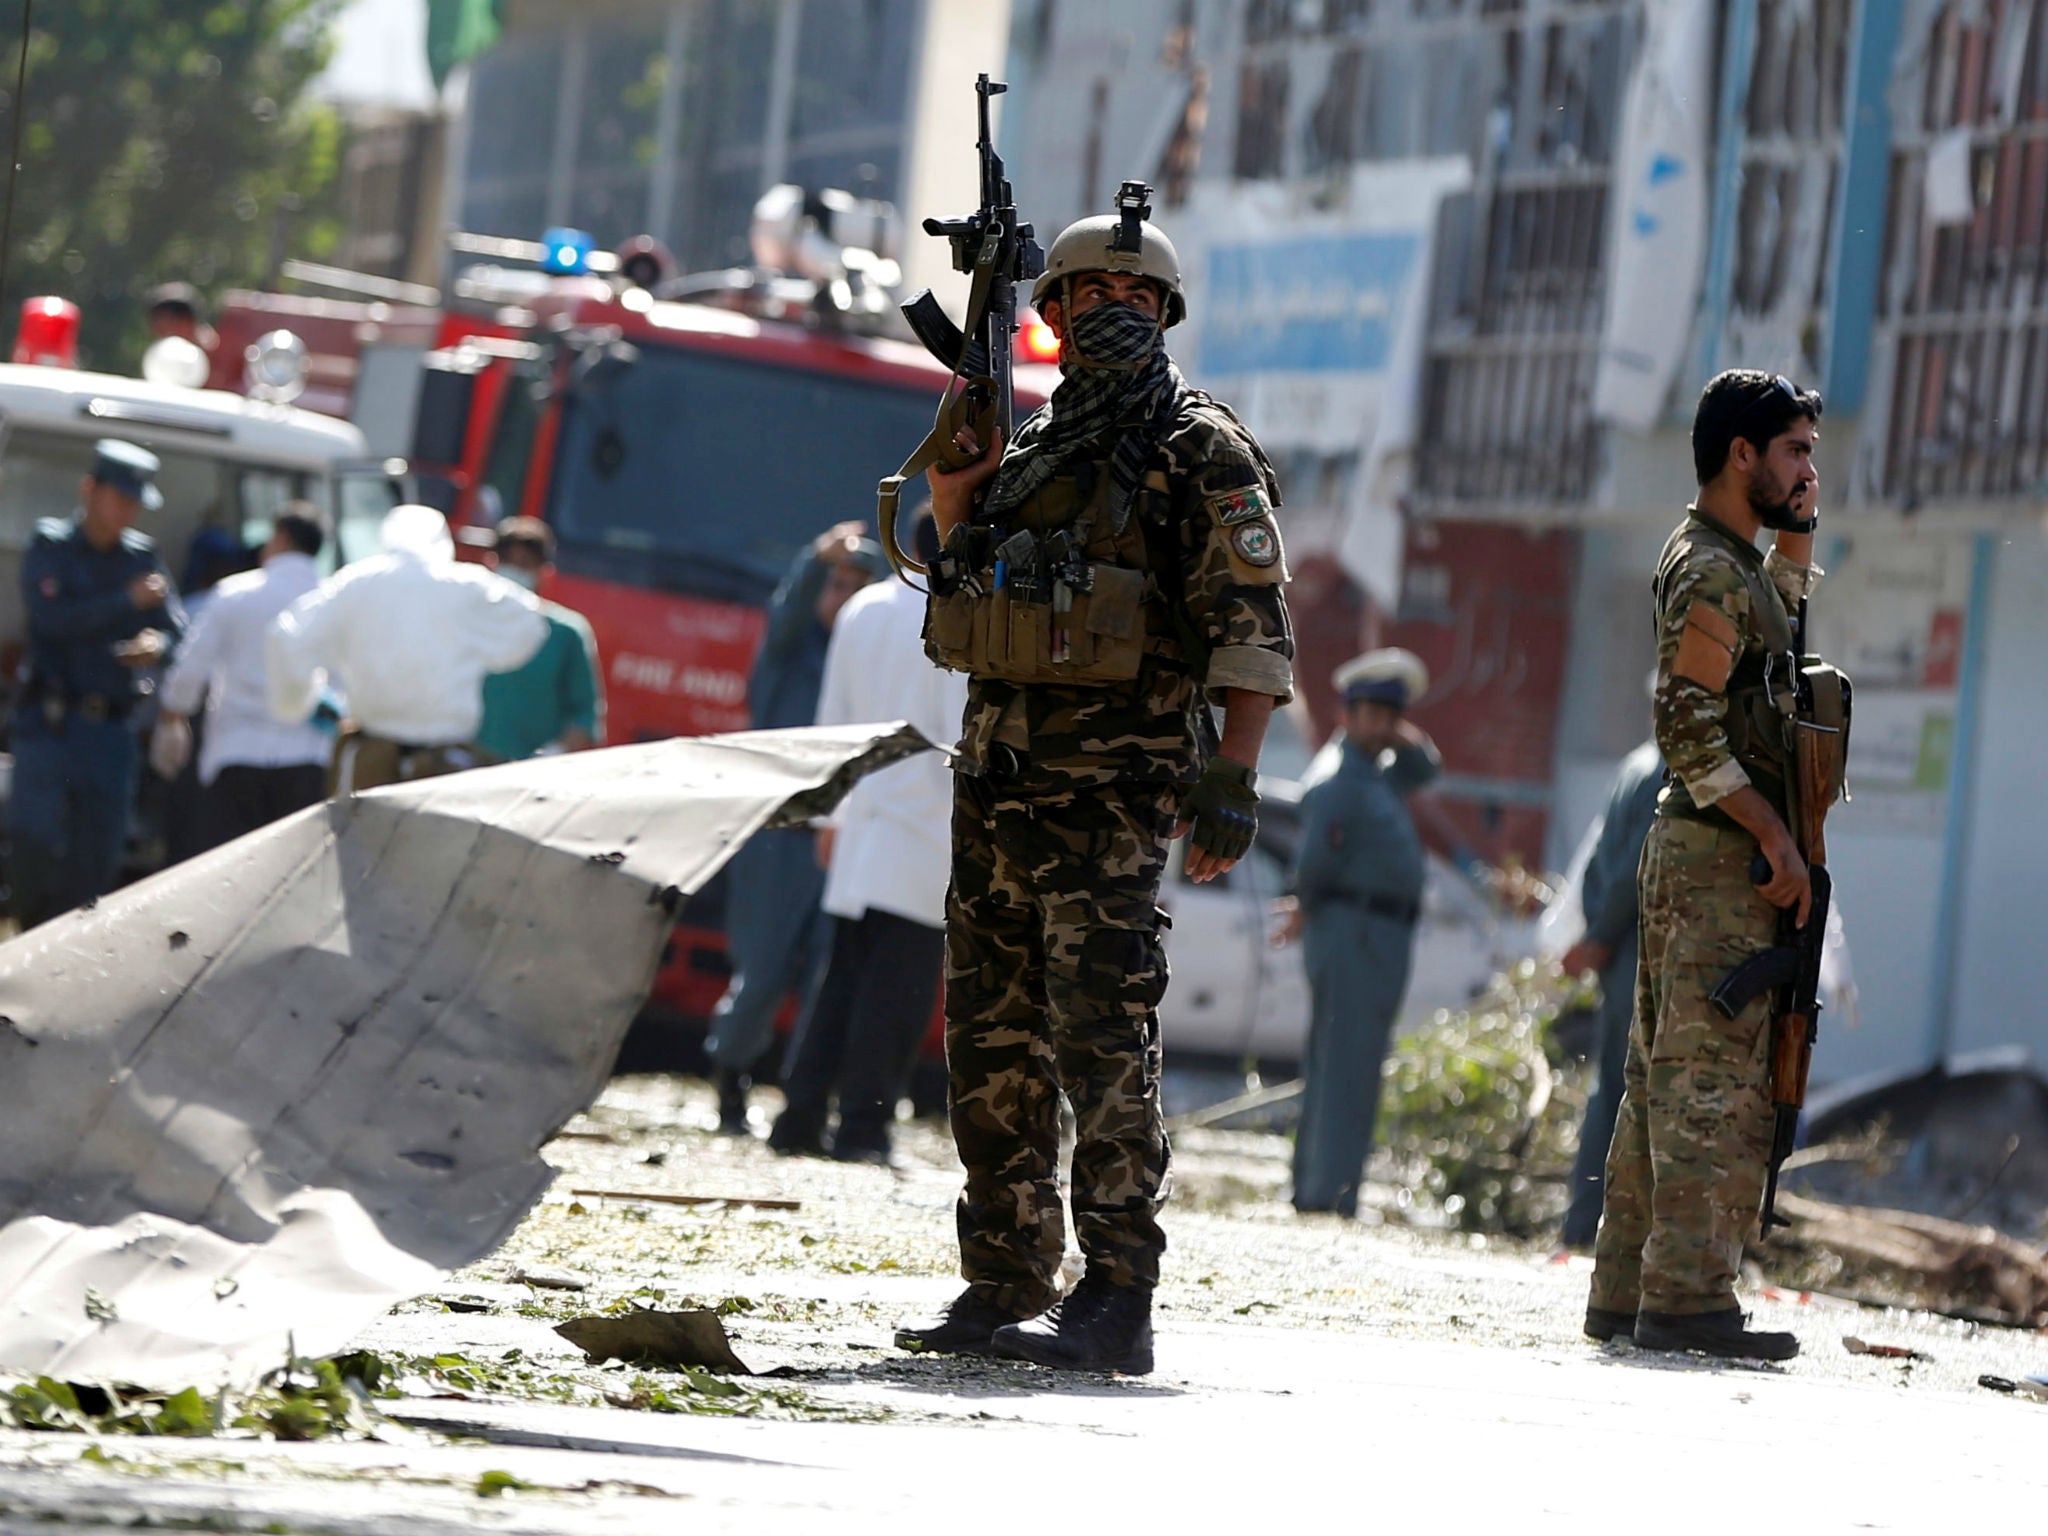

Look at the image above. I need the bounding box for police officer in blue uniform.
[1289,648,1440,1216]
[706,522,885,1135]
[10,440,184,928]
[1557,732,1666,1249]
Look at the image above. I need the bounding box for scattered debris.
[0,725,929,1390]
[1767,1193,2048,1327]
[1975,1372,2046,1399]
[511,1266,589,1292]
[475,1469,537,1497]
[0,1354,388,1442]
[554,1311,753,1375]
[1167,1078,1304,1133]
[1798,1054,2048,1238]
[1842,1336,1927,1361]
[568,1188,801,1212]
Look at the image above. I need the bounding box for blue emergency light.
[540,227,596,276]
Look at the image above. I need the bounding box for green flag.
[425,0,503,90]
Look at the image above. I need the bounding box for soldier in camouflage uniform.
[894,196,1295,1375]
[1585,370,1825,1362]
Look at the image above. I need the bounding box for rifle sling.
[879,239,1008,583]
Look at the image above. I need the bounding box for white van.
[0,362,404,657]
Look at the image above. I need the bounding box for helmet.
[1032,212,1186,328]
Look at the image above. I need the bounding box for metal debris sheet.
[0,723,930,1391]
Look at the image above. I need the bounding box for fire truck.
[314,200,1060,1025]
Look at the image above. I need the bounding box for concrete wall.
[1950,531,2048,1067]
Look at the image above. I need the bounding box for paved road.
[1,1293,2041,1533]
[1,1077,2041,1532]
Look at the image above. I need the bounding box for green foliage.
[474,1469,535,1498]
[1378,959,1598,1236]
[0,1351,384,1441]
[0,1,347,367]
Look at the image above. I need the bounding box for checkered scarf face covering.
[982,300,1181,534]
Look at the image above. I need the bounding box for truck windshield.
[547,340,936,592]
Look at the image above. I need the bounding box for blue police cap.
[91,439,163,512]
[1333,648,1430,712]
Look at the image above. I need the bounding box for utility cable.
[0,0,33,318]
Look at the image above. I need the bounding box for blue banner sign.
[1200,231,1420,375]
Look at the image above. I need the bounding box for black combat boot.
[991,1269,1154,1375]
[1584,1305,1635,1343]
[894,1289,1041,1357]
[767,1104,828,1157]
[1634,1307,1799,1362]
[715,1070,751,1136]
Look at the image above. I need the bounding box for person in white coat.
[152,505,334,848]
[267,504,547,792]
[770,514,967,1162]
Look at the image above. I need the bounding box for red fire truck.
[320,218,1059,1026]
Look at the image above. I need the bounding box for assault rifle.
[878,74,1044,582]
[1708,599,1852,1236]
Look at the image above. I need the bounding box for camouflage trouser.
[944,772,1175,1311]
[1588,815,1778,1317]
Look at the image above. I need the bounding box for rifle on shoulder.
[877,73,1044,584]
[1708,598,1852,1237]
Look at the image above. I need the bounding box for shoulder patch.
[1208,485,1273,526]
[1231,521,1281,568]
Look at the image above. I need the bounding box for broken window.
[1405,2,1639,509]
[1158,63,1213,208]
[1242,3,1632,179]
[1235,54,1291,179]
[460,27,564,239]
[1721,0,1852,381]
[567,15,670,241]
[1869,0,2048,503]
[1305,46,1366,172]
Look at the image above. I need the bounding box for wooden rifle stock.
[1751,595,1850,1236]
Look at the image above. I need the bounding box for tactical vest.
[1656,513,1852,821]
[925,448,1185,687]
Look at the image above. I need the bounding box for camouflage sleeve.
[1654,547,1755,808]
[1165,408,1295,702]
[1762,546,1822,611]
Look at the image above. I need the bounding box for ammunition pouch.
[1678,655,1850,832]
[927,553,1152,684]
[1723,672,1793,804]
[924,450,1170,688]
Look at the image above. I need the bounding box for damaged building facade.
[1004,0,2048,1089]
[448,0,1012,307]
